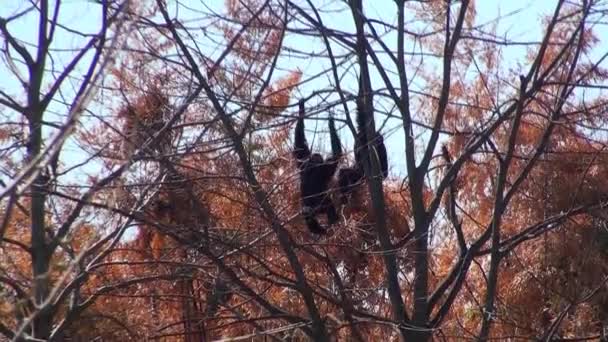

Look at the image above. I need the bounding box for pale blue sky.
[1,1,605,180]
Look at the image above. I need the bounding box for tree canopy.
[1,0,608,341]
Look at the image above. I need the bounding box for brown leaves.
[222,0,284,64]
[262,70,302,118]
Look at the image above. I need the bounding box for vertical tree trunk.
[28,112,52,340]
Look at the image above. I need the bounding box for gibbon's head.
[310,153,324,164]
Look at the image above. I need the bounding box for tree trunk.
[29,114,52,340]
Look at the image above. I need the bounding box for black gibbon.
[294,100,341,234]
[337,78,388,203]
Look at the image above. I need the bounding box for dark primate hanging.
[337,74,388,204]
[293,99,341,234]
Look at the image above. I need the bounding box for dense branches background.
[2,0,608,341]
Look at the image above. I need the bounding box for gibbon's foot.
[326,205,339,225]
[312,225,335,239]
[302,207,327,234]
[308,223,327,235]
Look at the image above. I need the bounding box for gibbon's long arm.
[354,98,389,179]
[293,100,311,167]
[374,133,388,179]
[328,114,342,161]
[316,114,341,180]
[353,70,389,179]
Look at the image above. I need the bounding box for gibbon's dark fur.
[337,75,388,203]
[294,100,341,234]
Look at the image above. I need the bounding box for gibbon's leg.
[337,167,363,204]
[322,196,339,225]
[302,205,325,234]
